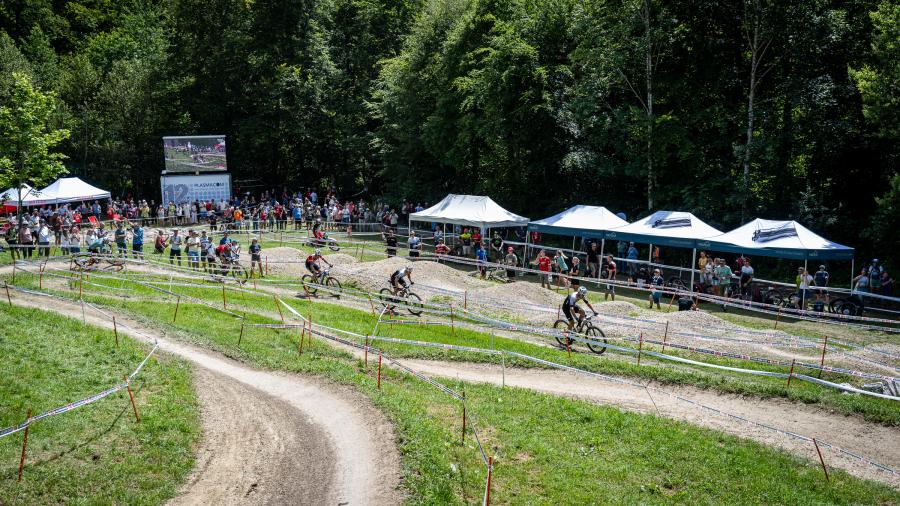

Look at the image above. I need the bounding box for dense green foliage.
[0,0,896,256]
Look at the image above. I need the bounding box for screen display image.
[163,135,227,172]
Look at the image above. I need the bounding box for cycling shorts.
[562,302,581,322]
[306,260,321,273]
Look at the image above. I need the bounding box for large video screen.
[163,135,227,173]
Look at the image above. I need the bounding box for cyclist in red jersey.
[305,248,332,280]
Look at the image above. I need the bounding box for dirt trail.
[7,290,402,505]
[380,355,900,487]
[170,368,334,505]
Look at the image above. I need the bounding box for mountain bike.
[73,239,125,272]
[301,269,342,297]
[379,285,424,316]
[552,315,608,355]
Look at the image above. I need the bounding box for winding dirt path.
[7,290,402,505]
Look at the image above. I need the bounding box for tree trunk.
[644,0,654,211]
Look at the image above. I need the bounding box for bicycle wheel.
[301,274,318,295]
[104,261,125,272]
[73,255,92,270]
[378,287,397,310]
[328,242,341,252]
[584,326,608,355]
[552,319,574,348]
[325,276,342,298]
[666,276,686,291]
[405,291,424,316]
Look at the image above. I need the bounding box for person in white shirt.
[739,258,754,298]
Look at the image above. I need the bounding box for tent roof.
[30,177,110,206]
[409,194,529,229]
[528,205,628,238]
[704,219,854,260]
[0,184,37,203]
[604,210,723,248]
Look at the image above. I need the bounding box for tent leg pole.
[803,259,808,310]
[850,258,855,294]
[690,248,696,292]
[599,239,605,280]
[648,243,653,266]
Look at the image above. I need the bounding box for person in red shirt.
[536,249,552,289]
[472,229,482,246]
[604,254,617,301]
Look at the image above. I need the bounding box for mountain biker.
[305,248,332,281]
[390,265,414,295]
[563,286,597,331]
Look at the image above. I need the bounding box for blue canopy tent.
[526,206,629,268]
[604,211,724,288]
[704,219,855,307]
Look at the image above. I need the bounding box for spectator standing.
[739,258,754,298]
[796,267,814,310]
[385,229,398,257]
[475,242,488,279]
[18,224,33,258]
[617,241,627,265]
[37,220,50,256]
[490,232,503,261]
[554,250,569,289]
[186,230,201,269]
[587,242,600,278]
[536,249,551,289]
[604,254,617,301]
[249,238,263,277]
[714,258,733,298]
[649,268,664,309]
[504,246,518,280]
[131,223,144,259]
[169,229,183,266]
[626,242,638,277]
[408,231,421,258]
[460,229,472,257]
[814,265,829,302]
[569,256,582,288]
[853,267,870,301]
[880,271,894,297]
[114,222,128,257]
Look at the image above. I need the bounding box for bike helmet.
[406,265,414,272]
[315,248,322,255]
[578,286,587,296]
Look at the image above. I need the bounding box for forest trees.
[0,72,70,221]
[0,0,896,259]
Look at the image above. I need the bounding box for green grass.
[49,292,900,503]
[0,304,200,505]
[9,267,900,426]
[6,269,900,503]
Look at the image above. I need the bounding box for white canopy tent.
[28,177,111,206]
[605,210,724,289]
[409,194,529,230]
[0,184,42,209]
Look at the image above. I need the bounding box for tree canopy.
[0,0,896,259]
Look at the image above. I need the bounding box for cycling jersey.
[562,293,583,322]
[390,268,410,286]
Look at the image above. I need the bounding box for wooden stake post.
[17,409,31,482]
[661,321,669,353]
[113,316,119,347]
[637,332,644,366]
[173,296,181,322]
[461,392,467,444]
[787,359,796,388]
[812,438,830,482]
[125,376,140,423]
[377,353,383,390]
[5,283,11,306]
